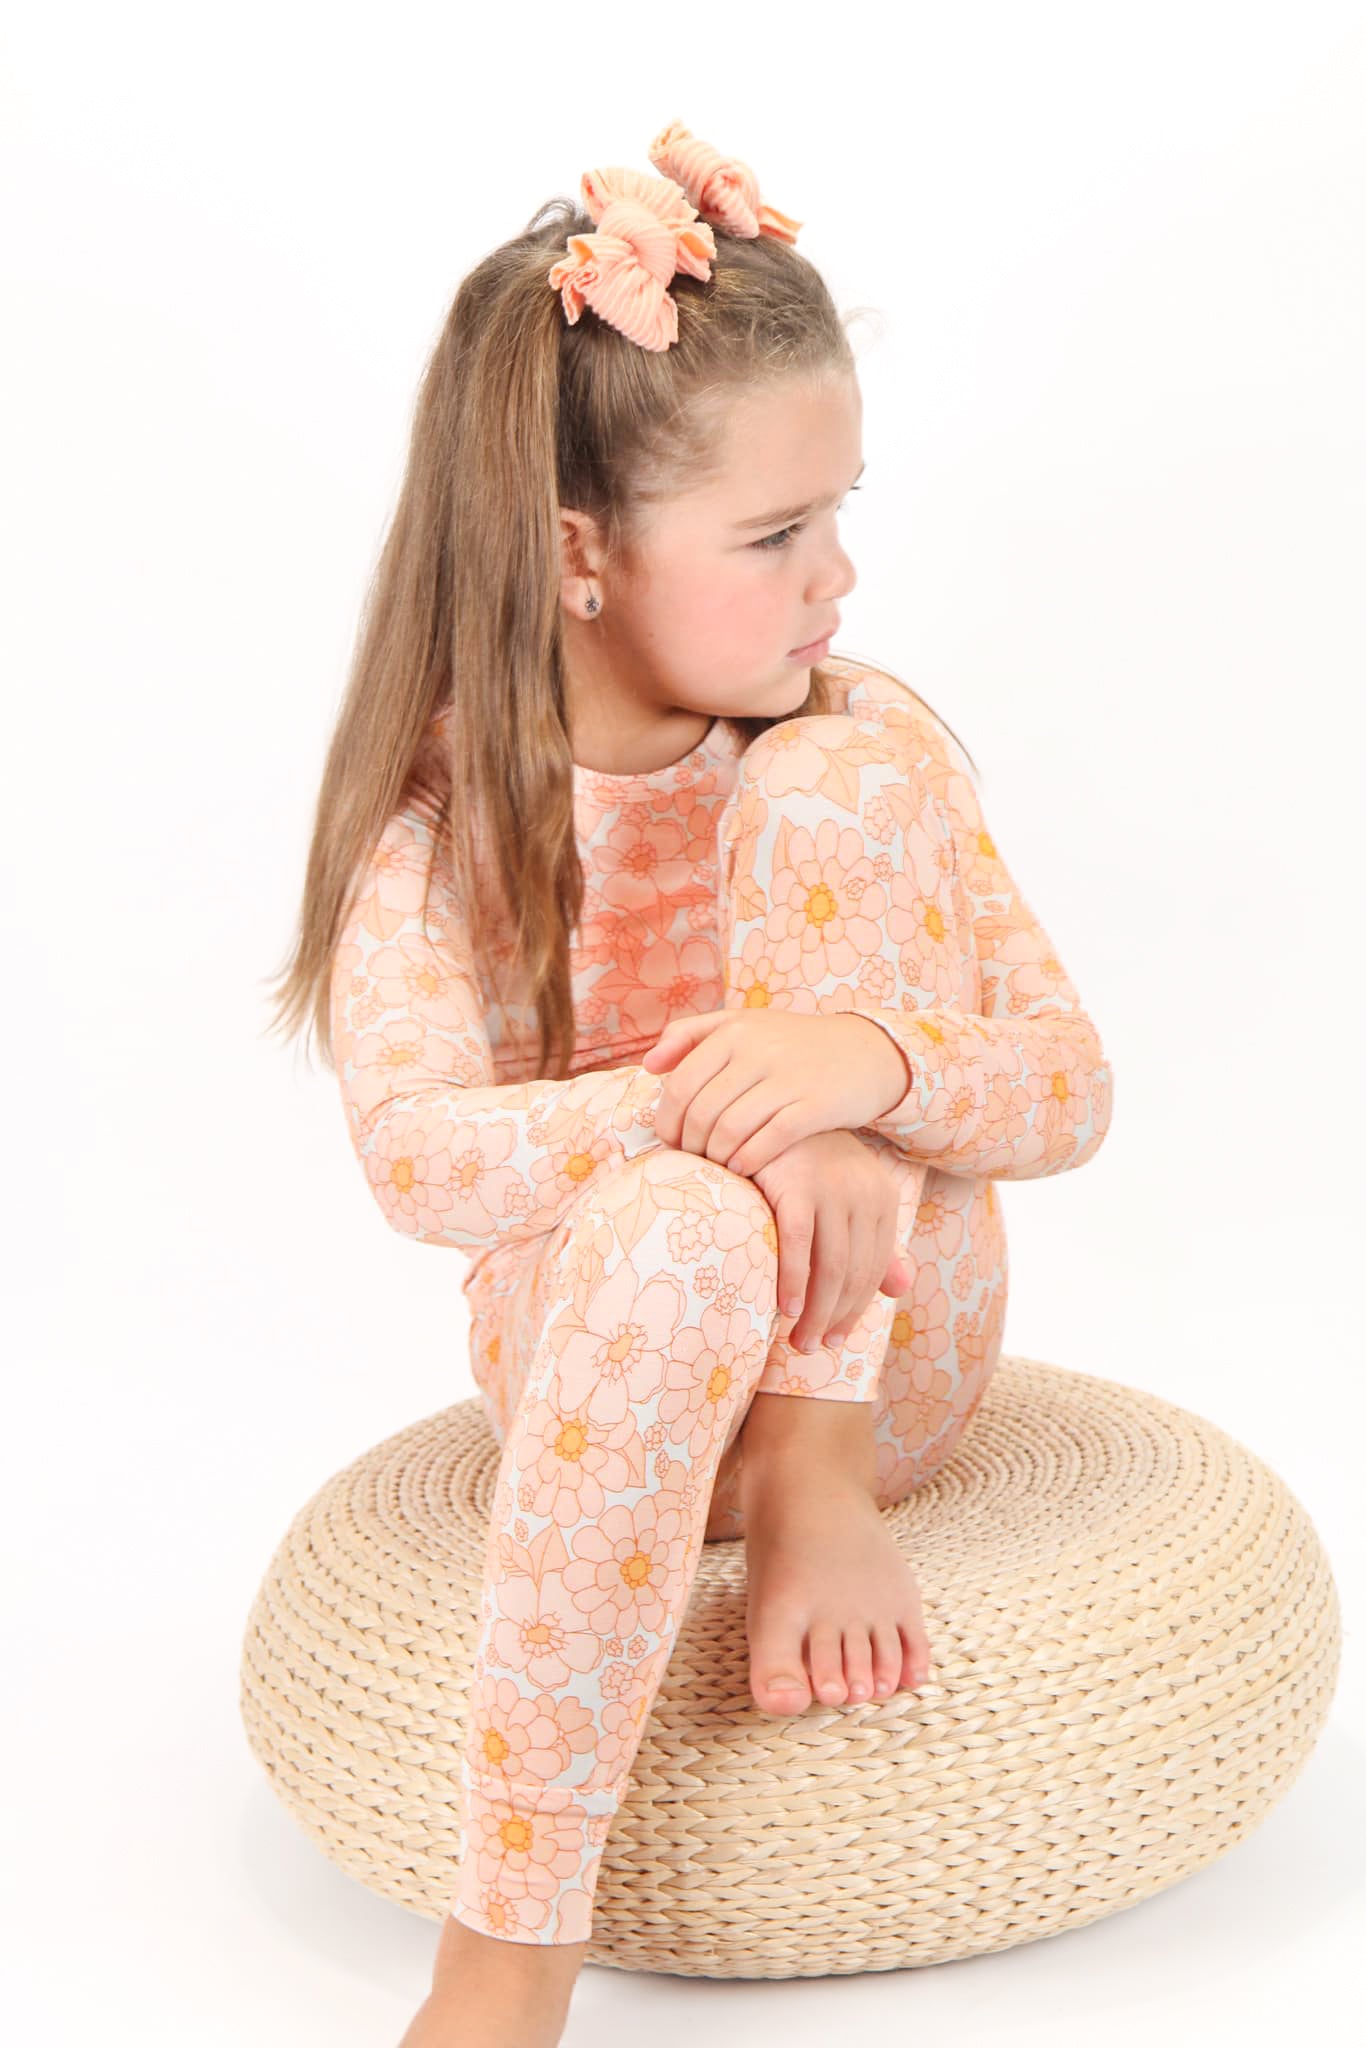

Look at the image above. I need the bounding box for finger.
[870,1209,897,1302]
[792,1209,847,1354]
[773,1193,814,1324]
[642,1010,730,1071]
[682,1066,751,1162]
[704,1078,781,1172]
[724,1095,809,1178]
[666,1044,733,1155]
[826,1206,876,1346]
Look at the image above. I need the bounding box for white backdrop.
[4,3,1363,2041]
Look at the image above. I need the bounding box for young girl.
[268,119,1113,2048]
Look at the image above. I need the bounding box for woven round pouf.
[240,1355,1340,1978]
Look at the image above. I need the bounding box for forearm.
[842,1006,1113,1181]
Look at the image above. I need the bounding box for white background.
[4,2,1363,2040]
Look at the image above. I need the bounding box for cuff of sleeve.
[850,1012,922,1125]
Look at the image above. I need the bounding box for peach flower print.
[570,1689,657,1797]
[656,1299,766,1460]
[590,811,698,919]
[465,1784,596,1903]
[550,1257,689,1427]
[912,1180,969,1260]
[366,931,464,1026]
[484,1569,609,1691]
[348,1014,457,1123]
[738,713,862,799]
[514,1391,649,1529]
[362,1100,536,1238]
[709,1187,781,1309]
[886,1258,953,1374]
[559,1492,693,1636]
[664,1202,717,1266]
[887,1356,958,1456]
[464,1673,599,1787]
[456,1872,553,1942]
[765,816,896,985]
[950,1314,1000,1402]
[591,928,722,1040]
[328,659,1114,1946]
[722,928,787,1007]
[884,869,965,1003]
[349,814,430,940]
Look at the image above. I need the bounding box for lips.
[792,623,838,655]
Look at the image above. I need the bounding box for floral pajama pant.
[449,712,1008,1944]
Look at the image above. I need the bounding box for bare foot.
[397,1912,587,2047]
[740,1453,932,1717]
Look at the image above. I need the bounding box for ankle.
[432,1913,587,1993]
[739,1394,878,1501]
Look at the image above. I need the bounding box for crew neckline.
[572,713,733,788]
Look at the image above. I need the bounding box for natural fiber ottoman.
[239,1355,1340,1978]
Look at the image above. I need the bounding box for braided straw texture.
[239,1356,1340,1978]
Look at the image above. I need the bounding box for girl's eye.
[753,484,862,553]
[754,520,805,552]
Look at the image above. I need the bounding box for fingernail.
[783,1298,802,1317]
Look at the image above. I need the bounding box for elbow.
[355,1099,466,1250]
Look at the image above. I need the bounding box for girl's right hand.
[747,1129,912,1354]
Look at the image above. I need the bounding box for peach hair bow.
[547,119,803,353]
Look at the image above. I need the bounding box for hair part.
[262,193,978,1081]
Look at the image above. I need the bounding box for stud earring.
[585,589,600,616]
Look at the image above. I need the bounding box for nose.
[819,538,857,604]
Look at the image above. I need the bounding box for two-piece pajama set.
[330,653,1113,1943]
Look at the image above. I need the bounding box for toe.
[748,1610,813,1715]
[808,1623,847,1705]
[753,1672,812,1715]
[844,1629,875,1703]
[900,1623,930,1690]
[870,1622,903,1695]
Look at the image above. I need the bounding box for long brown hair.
[262,193,978,1081]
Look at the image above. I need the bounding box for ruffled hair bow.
[648,119,803,246]
[547,119,803,352]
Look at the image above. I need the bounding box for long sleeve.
[330,803,666,1256]
[840,676,1114,1182]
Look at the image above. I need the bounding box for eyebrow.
[733,459,867,530]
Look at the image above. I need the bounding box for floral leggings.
[449,713,1007,1944]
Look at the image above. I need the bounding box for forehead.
[714,372,862,465]
[657,377,861,525]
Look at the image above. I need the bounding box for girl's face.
[560,371,863,773]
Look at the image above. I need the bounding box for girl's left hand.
[640,1009,911,1176]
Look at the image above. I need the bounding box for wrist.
[841,1015,912,1117]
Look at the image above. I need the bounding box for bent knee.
[740,708,936,797]
[631,1145,779,1271]
[739,711,862,782]
[638,1144,777,1222]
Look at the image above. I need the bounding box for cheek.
[704,567,787,642]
